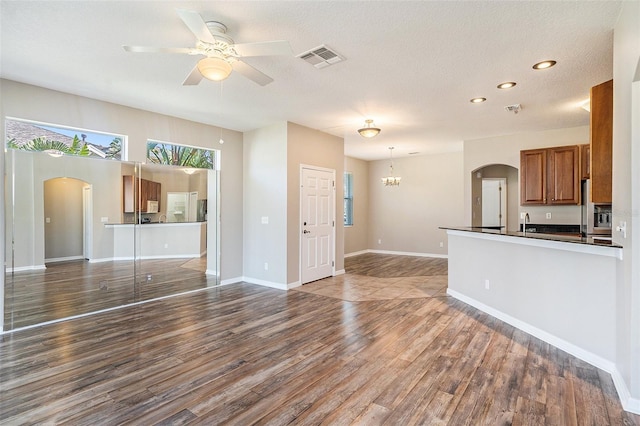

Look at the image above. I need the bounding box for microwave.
[147,200,159,213]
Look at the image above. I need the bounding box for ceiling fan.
[123,9,292,86]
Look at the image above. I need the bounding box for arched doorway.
[43,177,91,263]
[471,164,519,232]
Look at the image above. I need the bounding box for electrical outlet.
[485,279,490,290]
[546,212,552,219]
[101,217,109,223]
[264,262,269,270]
[520,212,526,219]
[164,243,168,248]
[378,239,382,244]
[261,216,269,224]
[439,242,444,248]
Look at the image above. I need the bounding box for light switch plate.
[546,213,552,219]
[261,216,269,224]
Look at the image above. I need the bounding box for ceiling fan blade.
[182,65,203,86]
[233,40,292,57]
[123,46,195,54]
[232,61,274,86]
[176,9,215,44]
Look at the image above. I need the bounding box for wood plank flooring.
[4,258,215,330]
[1,254,638,425]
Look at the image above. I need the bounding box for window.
[147,140,216,169]
[344,172,354,226]
[5,118,125,160]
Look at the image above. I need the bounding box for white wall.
[463,126,589,227]
[344,156,369,255]
[0,79,244,281]
[613,0,640,410]
[368,151,464,256]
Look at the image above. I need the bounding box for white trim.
[344,249,370,258]
[447,288,615,372]
[611,368,640,415]
[5,264,47,272]
[369,249,448,259]
[221,276,243,286]
[242,276,288,291]
[446,229,623,259]
[334,269,345,276]
[44,255,84,263]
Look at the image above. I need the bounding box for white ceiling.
[0,1,621,160]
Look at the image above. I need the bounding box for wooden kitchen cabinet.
[520,149,547,205]
[122,176,161,213]
[547,145,580,205]
[520,145,580,205]
[580,144,590,180]
[590,79,613,203]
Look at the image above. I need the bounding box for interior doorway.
[482,178,507,228]
[300,165,335,284]
[44,177,91,263]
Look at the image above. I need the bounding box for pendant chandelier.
[381,147,401,186]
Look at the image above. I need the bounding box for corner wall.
[368,151,464,256]
[344,156,369,255]
[287,122,345,282]
[612,0,640,412]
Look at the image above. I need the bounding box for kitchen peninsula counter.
[443,225,620,377]
[104,221,206,260]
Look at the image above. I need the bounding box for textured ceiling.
[0,1,621,160]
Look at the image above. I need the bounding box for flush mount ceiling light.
[470,97,486,104]
[532,60,557,70]
[357,119,381,138]
[197,57,233,81]
[497,82,517,89]
[381,147,401,186]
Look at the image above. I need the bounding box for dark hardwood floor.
[1,254,638,424]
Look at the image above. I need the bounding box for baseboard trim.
[447,288,614,372]
[45,256,84,263]
[345,249,448,259]
[447,288,640,415]
[240,276,288,290]
[611,368,640,415]
[5,264,47,273]
[369,249,448,259]
[334,269,345,276]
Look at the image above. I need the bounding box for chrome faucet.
[522,212,530,234]
[158,214,167,223]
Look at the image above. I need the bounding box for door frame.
[299,164,336,285]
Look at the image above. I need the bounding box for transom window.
[146,140,216,169]
[5,117,125,160]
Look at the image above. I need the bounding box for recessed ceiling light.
[470,97,487,103]
[532,60,557,70]
[497,82,516,89]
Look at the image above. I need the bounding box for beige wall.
[613,0,640,407]
[287,122,345,280]
[243,122,288,284]
[1,79,244,280]
[463,126,589,226]
[368,151,464,255]
[344,156,369,255]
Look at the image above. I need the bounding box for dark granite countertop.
[440,226,622,249]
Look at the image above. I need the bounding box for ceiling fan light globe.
[197,57,232,81]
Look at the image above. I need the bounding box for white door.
[301,167,335,284]
[482,178,507,228]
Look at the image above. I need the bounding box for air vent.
[297,44,345,69]
[505,104,522,114]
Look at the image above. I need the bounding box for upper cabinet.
[520,145,580,205]
[580,144,590,180]
[123,176,162,213]
[590,79,613,204]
